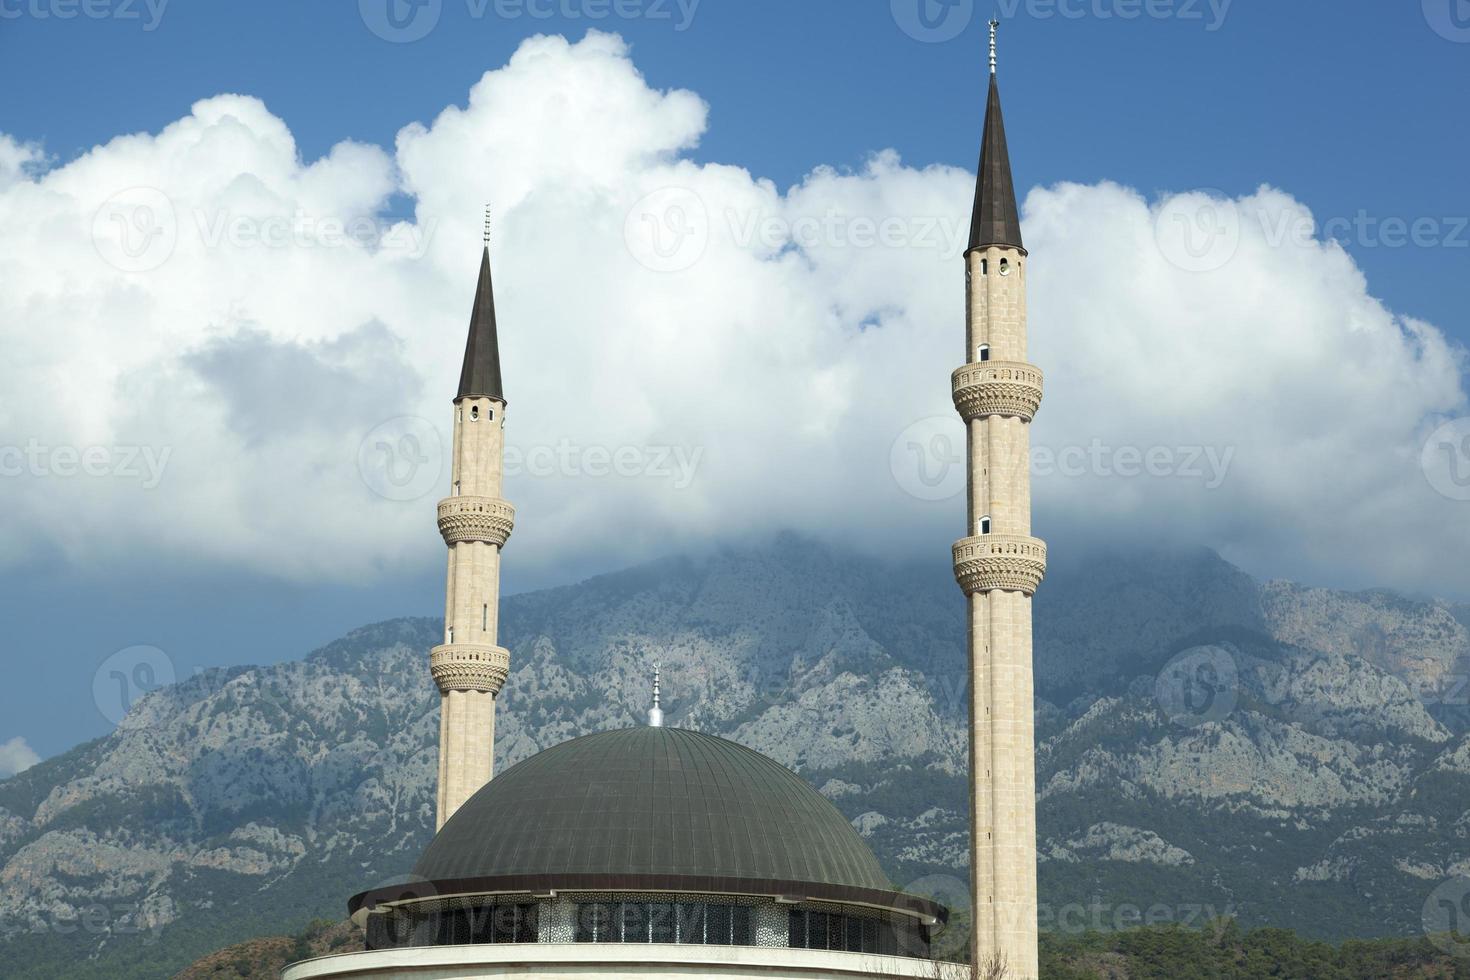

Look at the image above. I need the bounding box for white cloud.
[0,31,1464,595]
[0,737,41,778]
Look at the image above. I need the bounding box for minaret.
[952,21,1046,979]
[432,208,516,830]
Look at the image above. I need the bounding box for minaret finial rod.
[483,205,492,246]
[648,663,664,727]
[988,18,998,76]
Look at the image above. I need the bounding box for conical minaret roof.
[967,56,1024,253]
[457,242,505,402]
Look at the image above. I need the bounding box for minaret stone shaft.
[433,225,515,830]
[954,27,1046,979]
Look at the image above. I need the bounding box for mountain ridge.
[3,538,1468,979]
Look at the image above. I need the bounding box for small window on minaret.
[488,408,494,421]
[471,406,480,421]
[447,626,454,644]
[979,516,992,535]
[999,258,1010,276]
[978,344,991,362]
[482,604,488,631]
[980,259,988,276]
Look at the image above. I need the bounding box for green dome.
[412,727,893,896]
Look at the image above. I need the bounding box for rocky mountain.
[2,537,1469,978]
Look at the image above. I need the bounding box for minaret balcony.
[430,644,510,695]
[951,360,1043,422]
[952,534,1047,596]
[438,496,516,547]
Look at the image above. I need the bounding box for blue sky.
[1,0,1466,761]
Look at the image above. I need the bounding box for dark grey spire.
[456,243,505,402]
[967,50,1024,253]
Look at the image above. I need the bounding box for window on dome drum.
[365,902,537,950]
[787,909,929,958]
[575,901,750,945]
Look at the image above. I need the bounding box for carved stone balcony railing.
[437,496,515,547]
[430,644,510,694]
[951,360,1043,422]
[952,534,1047,596]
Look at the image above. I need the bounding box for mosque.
[283,23,1043,980]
